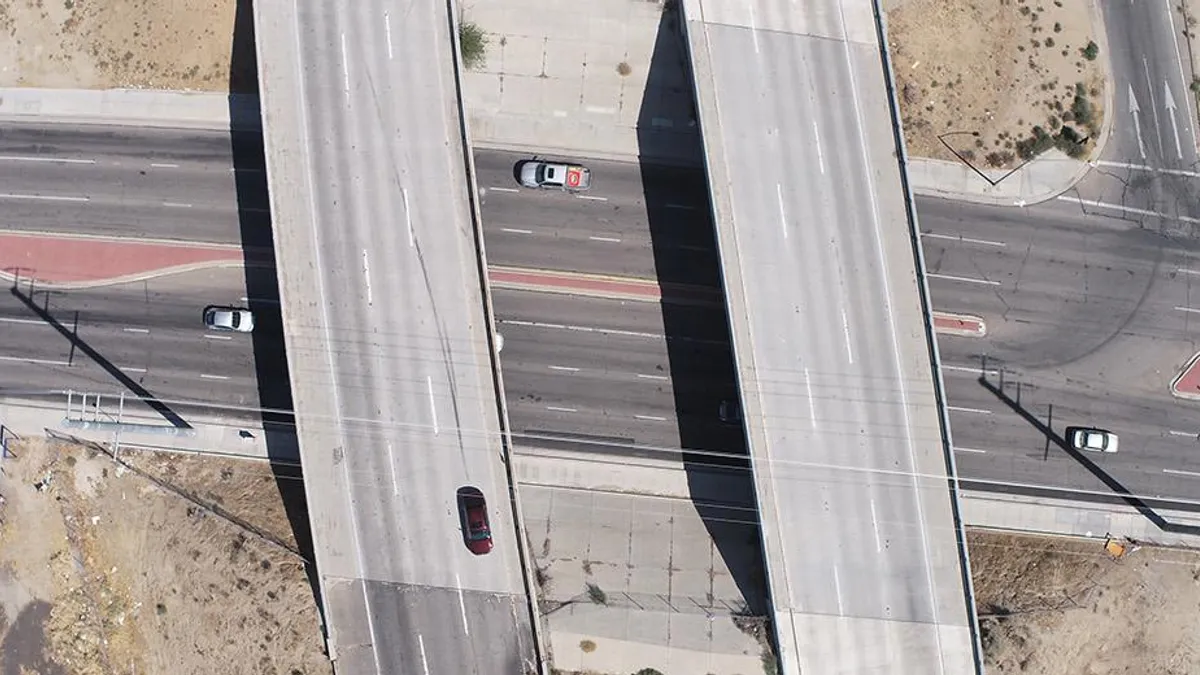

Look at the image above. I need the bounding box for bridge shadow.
[229,0,322,619]
[637,1,769,618]
[974,370,1200,535]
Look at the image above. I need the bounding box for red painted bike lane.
[0,231,243,288]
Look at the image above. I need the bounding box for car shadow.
[636,0,769,619]
[228,0,323,613]
[974,371,1200,535]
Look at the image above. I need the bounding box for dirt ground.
[884,0,1107,168]
[0,436,330,675]
[969,529,1200,674]
[0,0,248,91]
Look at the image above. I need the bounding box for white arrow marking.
[1165,80,1184,160]
[1129,84,1146,160]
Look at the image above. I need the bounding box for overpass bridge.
[251,1,537,673]
[679,0,983,671]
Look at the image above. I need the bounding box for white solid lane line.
[548,365,580,372]
[1163,468,1200,478]
[1176,306,1200,314]
[0,193,88,202]
[940,364,1000,377]
[121,366,148,374]
[203,334,233,341]
[1058,195,1200,224]
[665,203,696,210]
[162,202,193,208]
[427,376,439,435]
[123,327,150,334]
[921,231,1007,248]
[576,195,607,201]
[635,414,668,422]
[150,162,180,168]
[546,406,577,413]
[953,447,988,454]
[501,227,533,235]
[199,373,229,380]
[490,187,520,193]
[0,317,44,325]
[1169,430,1197,438]
[947,405,993,415]
[927,272,1001,286]
[637,373,668,381]
[0,155,95,165]
[0,355,70,366]
[588,235,621,243]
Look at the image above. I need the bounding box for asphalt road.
[255,2,533,674]
[920,195,1200,503]
[0,123,262,245]
[0,267,281,424]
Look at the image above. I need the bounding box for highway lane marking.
[1094,160,1200,177]
[387,442,400,495]
[546,406,577,413]
[1169,430,1197,438]
[940,364,1000,377]
[832,566,845,615]
[417,634,431,675]
[499,318,663,340]
[947,405,992,415]
[870,499,882,553]
[227,167,266,174]
[637,373,668,381]
[427,376,440,435]
[588,235,621,243]
[199,373,229,380]
[953,446,988,454]
[340,33,351,95]
[120,365,148,374]
[0,193,89,203]
[805,367,818,430]
[576,195,607,201]
[203,334,233,341]
[240,296,281,305]
[123,327,150,334]
[384,11,394,60]
[776,183,787,240]
[927,272,1001,286]
[490,187,520,193]
[0,317,44,326]
[501,227,533,235]
[0,155,95,165]
[635,414,668,422]
[0,355,70,366]
[1175,306,1200,314]
[665,203,696,210]
[456,574,470,635]
[162,202,193,208]
[921,231,1007,248]
[362,249,374,305]
[1057,195,1200,225]
[548,365,580,372]
[840,308,854,364]
[150,162,180,169]
[1163,468,1200,478]
[1178,268,1200,276]
[402,188,414,248]
[812,119,826,175]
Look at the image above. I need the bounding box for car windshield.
[535,164,547,184]
[230,312,240,328]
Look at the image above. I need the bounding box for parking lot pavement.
[462,0,701,164]
[520,480,765,674]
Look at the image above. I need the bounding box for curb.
[933,312,987,338]
[1169,350,1200,400]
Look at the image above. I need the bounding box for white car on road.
[517,159,592,191]
[204,306,255,333]
[1070,427,1119,453]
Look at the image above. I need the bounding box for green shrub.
[459,20,488,70]
[1082,40,1099,60]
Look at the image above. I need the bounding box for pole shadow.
[976,371,1200,536]
[9,283,191,429]
[637,1,768,616]
[229,0,322,608]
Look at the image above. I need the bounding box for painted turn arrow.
[1165,80,1184,161]
[1129,84,1147,160]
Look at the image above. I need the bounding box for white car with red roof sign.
[517,159,592,191]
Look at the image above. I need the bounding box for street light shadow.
[975,372,1200,536]
[8,284,191,430]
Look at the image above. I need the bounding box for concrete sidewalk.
[905,151,1092,207]
[0,394,295,462]
[0,88,252,130]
